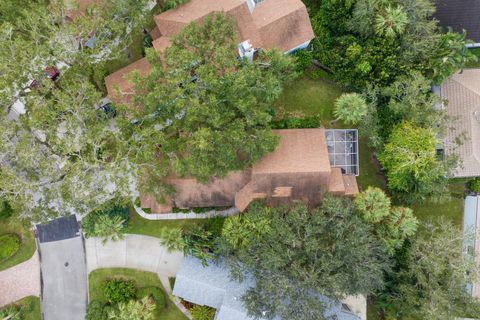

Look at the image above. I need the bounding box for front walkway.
[85,234,183,293]
[0,251,40,307]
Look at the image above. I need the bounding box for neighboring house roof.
[173,256,363,320]
[104,58,151,103]
[434,0,480,43]
[105,0,314,102]
[141,128,359,213]
[440,69,480,177]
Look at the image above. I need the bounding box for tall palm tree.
[333,93,368,125]
[93,215,125,244]
[375,5,408,38]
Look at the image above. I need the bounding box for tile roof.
[434,0,480,43]
[173,256,362,320]
[440,69,480,177]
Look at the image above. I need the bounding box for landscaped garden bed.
[0,209,36,271]
[88,268,188,320]
[0,296,40,320]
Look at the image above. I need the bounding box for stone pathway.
[0,251,40,307]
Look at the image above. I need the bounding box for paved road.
[85,234,183,293]
[0,251,40,307]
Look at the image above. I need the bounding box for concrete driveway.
[37,216,87,320]
[85,234,183,293]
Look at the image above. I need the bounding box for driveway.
[0,251,40,307]
[37,216,87,320]
[85,234,183,293]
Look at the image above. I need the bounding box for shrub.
[468,178,480,193]
[0,234,20,261]
[0,201,13,220]
[190,305,215,320]
[141,33,153,57]
[137,286,166,311]
[82,205,129,238]
[270,115,320,129]
[293,49,313,72]
[103,279,137,304]
[86,300,107,320]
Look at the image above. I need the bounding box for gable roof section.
[434,0,480,43]
[252,129,331,174]
[440,69,480,177]
[104,58,151,103]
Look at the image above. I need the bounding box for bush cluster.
[82,206,129,238]
[190,305,216,320]
[87,280,166,320]
[0,234,20,261]
[103,278,137,304]
[270,115,320,129]
[468,178,480,193]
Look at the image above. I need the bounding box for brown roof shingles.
[440,69,480,177]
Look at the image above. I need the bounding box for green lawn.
[0,296,40,320]
[127,208,204,238]
[410,179,466,228]
[89,268,188,320]
[0,218,36,271]
[274,74,385,191]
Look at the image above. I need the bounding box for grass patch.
[0,296,40,320]
[126,207,207,239]
[89,268,188,320]
[466,48,480,69]
[0,218,36,271]
[410,179,466,228]
[274,74,343,124]
[273,73,385,191]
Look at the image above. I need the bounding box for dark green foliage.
[141,33,153,57]
[0,201,13,220]
[270,115,320,129]
[137,286,166,311]
[103,278,137,304]
[86,300,108,320]
[168,277,176,289]
[468,178,480,193]
[82,205,129,238]
[293,49,314,72]
[163,0,190,10]
[202,216,225,238]
[0,234,20,261]
[219,198,390,320]
[190,305,215,320]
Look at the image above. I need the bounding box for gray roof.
[173,256,361,320]
[434,0,480,43]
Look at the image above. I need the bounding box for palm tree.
[375,5,408,38]
[159,227,185,252]
[108,297,155,320]
[93,215,125,244]
[333,93,368,125]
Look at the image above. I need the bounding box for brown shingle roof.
[252,0,314,51]
[252,128,331,174]
[105,58,152,103]
[440,69,480,177]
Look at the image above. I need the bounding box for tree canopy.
[125,14,296,199]
[218,199,390,320]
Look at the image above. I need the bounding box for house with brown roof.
[105,0,314,103]
[140,128,359,213]
[438,69,480,177]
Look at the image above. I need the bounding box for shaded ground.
[0,296,41,320]
[0,251,40,307]
[89,268,188,320]
[0,218,36,271]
